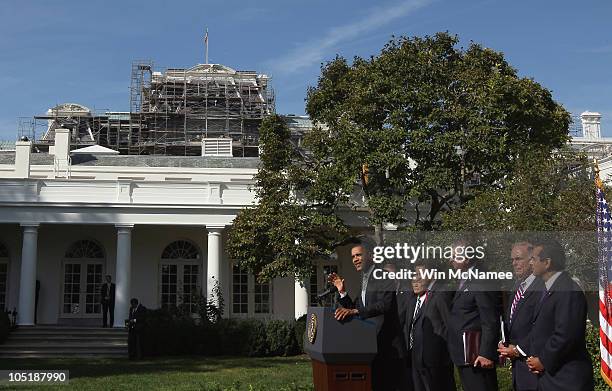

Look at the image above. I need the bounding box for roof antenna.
[204,28,209,64]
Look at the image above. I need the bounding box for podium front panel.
[304,306,377,364]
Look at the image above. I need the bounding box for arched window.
[62,240,105,317]
[161,240,200,260]
[160,240,201,312]
[65,240,104,259]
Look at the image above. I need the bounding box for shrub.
[266,320,300,357]
[203,318,268,357]
[143,308,200,356]
[142,308,301,358]
[294,315,307,353]
[0,311,10,344]
[241,319,269,357]
[213,318,264,356]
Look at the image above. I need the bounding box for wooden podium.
[304,307,377,391]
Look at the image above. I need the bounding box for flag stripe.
[600,326,612,363]
[599,298,612,341]
[601,358,612,388]
[602,342,611,370]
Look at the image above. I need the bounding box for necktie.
[458,279,467,291]
[510,281,526,321]
[409,295,424,349]
[361,272,369,307]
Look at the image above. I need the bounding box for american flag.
[596,172,612,388]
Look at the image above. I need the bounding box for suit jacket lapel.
[364,272,377,308]
[534,290,554,320]
[533,273,567,322]
[452,279,468,303]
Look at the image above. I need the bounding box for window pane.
[232,264,248,314]
[254,280,270,314]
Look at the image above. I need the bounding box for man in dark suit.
[447,241,500,391]
[398,261,456,391]
[497,241,543,391]
[100,275,115,328]
[127,297,147,360]
[330,239,408,391]
[522,239,593,391]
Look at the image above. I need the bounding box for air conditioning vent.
[202,138,233,157]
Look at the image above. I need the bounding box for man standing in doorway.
[100,275,115,328]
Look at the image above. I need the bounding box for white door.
[160,262,200,312]
[61,261,104,318]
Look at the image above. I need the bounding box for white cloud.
[269,0,433,75]
[581,44,612,54]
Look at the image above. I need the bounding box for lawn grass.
[0,355,513,390]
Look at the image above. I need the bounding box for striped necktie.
[510,281,526,321]
[409,293,426,349]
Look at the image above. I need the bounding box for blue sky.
[0,0,611,140]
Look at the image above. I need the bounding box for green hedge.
[586,320,612,391]
[141,309,301,358]
[294,314,307,353]
[0,311,10,344]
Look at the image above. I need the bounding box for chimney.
[14,140,32,178]
[54,128,70,175]
[581,111,602,138]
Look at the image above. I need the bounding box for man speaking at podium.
[329,239,409,391]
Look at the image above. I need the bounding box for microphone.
[317,285,338,299]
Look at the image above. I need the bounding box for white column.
[294,279,309,319]
[206,226,224,307]
[17,223,39,326]
[113,224,133,328]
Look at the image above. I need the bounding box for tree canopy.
[226,115,348,282]
[227,32,572,281]
[306,32,570,231]
[442,149,597,287]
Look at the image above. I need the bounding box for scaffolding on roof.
[20,60,275,156]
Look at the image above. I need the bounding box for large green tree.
[228,32,571,281]
[307,32,570,231]
[226,115,348,282]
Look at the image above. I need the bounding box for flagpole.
[595,158,603,189]
[205,28,209,64]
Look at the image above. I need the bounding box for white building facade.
[5,111,606,328]
[0,129,364,327]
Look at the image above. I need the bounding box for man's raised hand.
[327,273,346,294]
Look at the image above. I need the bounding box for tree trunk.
[374,222,384,246]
